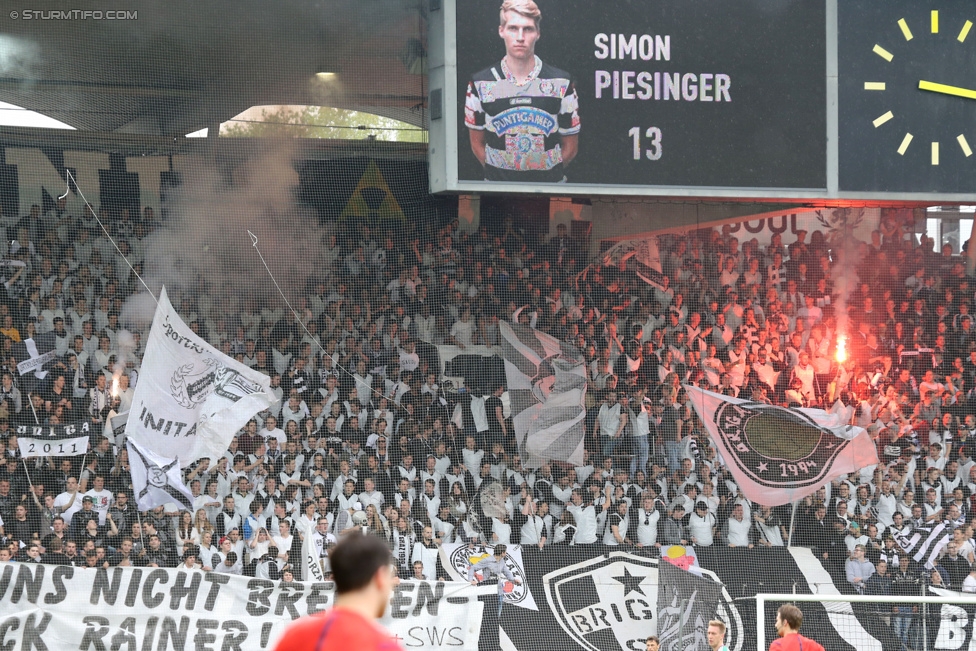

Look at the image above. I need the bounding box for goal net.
[757,592,976,651]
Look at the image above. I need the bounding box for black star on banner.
[612,566,646,597]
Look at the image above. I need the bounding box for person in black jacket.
[142,534,174,568]
[41,537,71,566]
[940,542,971,589]
[890,554,922,650]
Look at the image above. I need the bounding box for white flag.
[127,438,194,512]
[124,287,275,466]
[301,519,325,582]
[684,385,879,506]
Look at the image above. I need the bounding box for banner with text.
[0,548,909,651]
[0,564,488,651]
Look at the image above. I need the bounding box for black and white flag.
[656,558,724,651]
[127,438,194,512]
[15,420,92,458]
[13,333,58,380]
[125,287,274,466]
[896,522,952,569]
[499,321,586,468]
[103,411,129,445]
[684,385,879,506]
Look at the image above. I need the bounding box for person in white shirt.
[448,308,476,348]
[431,504,456,544]
[84,475,113,526]
[688,501,716,547]
[566,487,610,545]
[271,520,294,566]
[873,479,898,529]
[550,473,574,520]
[492,512,512,546]
[635,496,661,548]
[358,477,384,512]
[54,477,83,525]
[597,392,628,458]
[629,393,651,478]
[521,500,550,549]
[723,503,753,548]
[753,505,785,547]
[419,479,441,521]
[462,435,485,473]
[411,526,441,581]
[963,566,976,593]
[259,415,286,446]
[603,500,631,546]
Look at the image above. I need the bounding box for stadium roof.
[0,0,427,136]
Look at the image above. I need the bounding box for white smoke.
[121,140,327,329]
[823,208,865,343]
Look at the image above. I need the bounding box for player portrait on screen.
[464,0,580,183]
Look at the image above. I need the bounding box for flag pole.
[137,509,146,553]
[21,392,42,495]
[787,500,798,548]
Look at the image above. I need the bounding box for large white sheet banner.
[0,564,488,651]
[125,287,275,466]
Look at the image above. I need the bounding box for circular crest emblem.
[148,466,168,488]
[447,544,529,605]
[713,401,851,489]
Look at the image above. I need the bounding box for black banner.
[490,546,855,651]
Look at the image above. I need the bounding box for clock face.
[839,3,976,193]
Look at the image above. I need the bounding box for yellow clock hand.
[918,80,976,100]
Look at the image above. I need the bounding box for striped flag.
[896,523,952,569]
[499,321,586,468]
[656,559,724,651]
[600,236,667,290]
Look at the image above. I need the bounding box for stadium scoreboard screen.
[427,0,976,202]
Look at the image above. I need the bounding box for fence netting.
[0,3,973,651]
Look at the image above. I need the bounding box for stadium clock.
[838,4,976,193]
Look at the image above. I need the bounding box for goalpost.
[755,592,976,651]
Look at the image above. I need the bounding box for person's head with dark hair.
[328,532,396,617]
[775,604,804,635]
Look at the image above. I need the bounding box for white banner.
[125,287,275,466]
[15,420,92,458]
[300,520,324,583]
[439,542,538,611]
[0,564,488,651]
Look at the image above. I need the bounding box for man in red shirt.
[273,532,402,651]
[769,604,825,651]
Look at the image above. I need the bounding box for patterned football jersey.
[465,56,580,182]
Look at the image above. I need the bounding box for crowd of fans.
[0,199,972,630]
